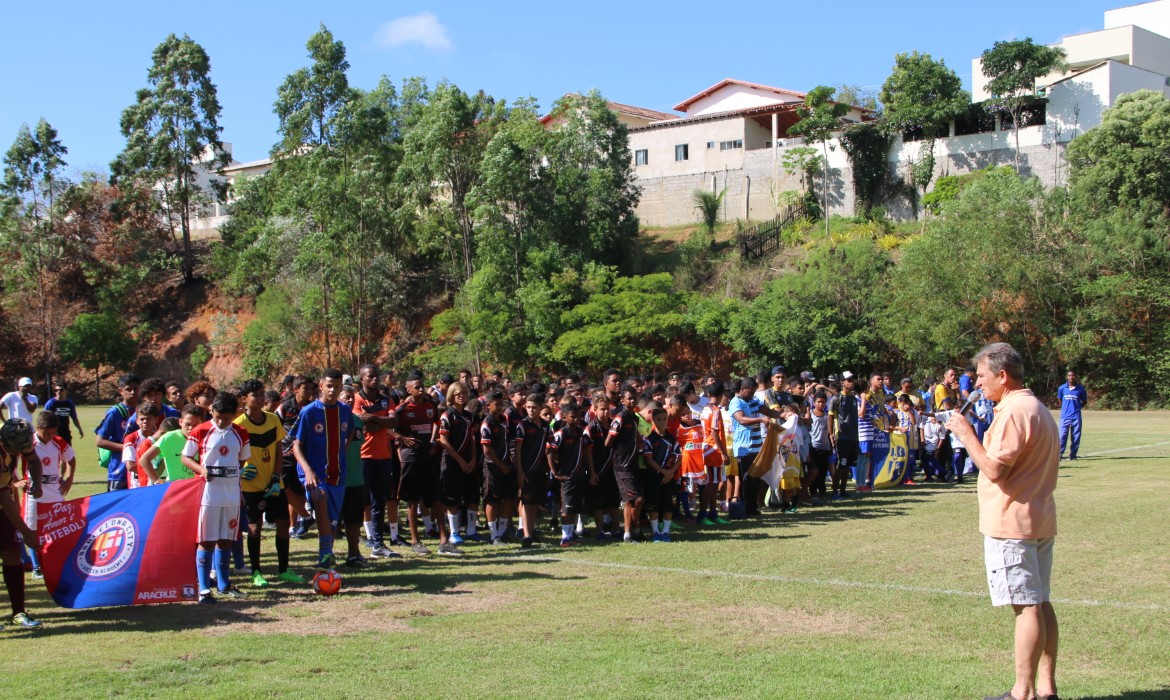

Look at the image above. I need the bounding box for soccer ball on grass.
[312,569,342,596]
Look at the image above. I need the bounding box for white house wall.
[1105,0,1170,39]
[685,85,800,116]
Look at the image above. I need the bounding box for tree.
[730,237,894,373]
[57,311,138,399]
[788,86,849,236]
[112,34,228,284]
[1066,89,1170,217]
[880,51,970,214]
[400,82,501,284]
[882,168,1066,387]
[551,273,689,373]
[981,38,1067,172]
[273,23,354,153]
[692,188,726,236]
[1,119,69,387]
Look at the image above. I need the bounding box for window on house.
[675,144,688,161]
[707,141,716,149]
[635,149,648,166]
[719,139,743,151]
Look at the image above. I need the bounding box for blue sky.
[1,1,1119,173]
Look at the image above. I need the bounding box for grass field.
[3,408,1167,699]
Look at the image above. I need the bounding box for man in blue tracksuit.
[1056,370,1087,460]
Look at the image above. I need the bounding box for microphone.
[958,389,983,416]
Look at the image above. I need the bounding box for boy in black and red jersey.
[277,375,315,538]
[547,401,592,548]
[436,381,476,556]
[586,390,619,541]
[606,385,644,543]
[394,375,441,556]
[479,390,514,545]
[642,408,680,543]
[513,394,550,548]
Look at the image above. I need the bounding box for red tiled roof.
[673,79,807,112]
[539,94,679,125]
[605,100,679,122]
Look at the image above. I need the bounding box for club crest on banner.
[76,515,138,579]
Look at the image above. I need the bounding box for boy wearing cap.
[1,418,43,627]
[1,378,38,424]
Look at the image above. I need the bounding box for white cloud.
[375,13,453,51]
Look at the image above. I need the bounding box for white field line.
[508,555,1166,612]
[1078,440,1170,457]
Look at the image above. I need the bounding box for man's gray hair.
[971,342,1025,382]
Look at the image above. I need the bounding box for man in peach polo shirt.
[947,342,1060,700]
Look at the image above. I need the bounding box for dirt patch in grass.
[717,604,868,637]
[203,585,517,637]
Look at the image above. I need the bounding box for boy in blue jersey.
[94,374,139,491]
[1056,370,1087,460]
[292,369,354,569]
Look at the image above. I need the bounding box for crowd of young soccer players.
[0,363,990,621]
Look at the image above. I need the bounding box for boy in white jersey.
[181,392,250,603]
[24,411,76,578]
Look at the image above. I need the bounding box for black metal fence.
[736,201,808,260]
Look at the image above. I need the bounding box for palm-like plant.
[693,188,726,235]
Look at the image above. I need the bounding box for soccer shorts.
[242,489,287,523]
[198,504,240,543]
[439,457,468,508]
[725,455,739,478]
[985,536,1054,606]
[342,485,367,526]
[560,474,586,517]
[482,466,516,506]
[363,457,397,506]
[398,452,437,506]
[519,463,549,505]
[300,474,345,527]
[614,468,644,503]
[835,440,859,466]
[644,474,677,515]
[588,469,620,510]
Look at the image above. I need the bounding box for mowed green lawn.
[4,408,1167,699]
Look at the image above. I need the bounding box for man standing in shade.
[946,343,1059,700]
[1055,371,1087,461]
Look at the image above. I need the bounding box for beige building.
[972,0,1170,102]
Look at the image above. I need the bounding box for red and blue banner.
[36,478,202,608]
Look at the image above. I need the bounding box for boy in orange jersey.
[699,382,731,525]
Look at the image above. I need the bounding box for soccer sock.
[661,519,672,534]
[446,513,460,536]
[576,515,585,534]
[422,516,433,531]
[3,564,26,615]
[651,518,660,535]
[319,535,334,559]
[561,524,574,540]
[679,491,692,518]
[196,549,212,592]
[247,536,261,573]
[275,537,290,573]
[364,520,376,541]
[231,537,245,569]
[26,545,39,570]
[214,547,230,591]
[389,522,399,542]
[466,512,478,537]
[500,517,510,535]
